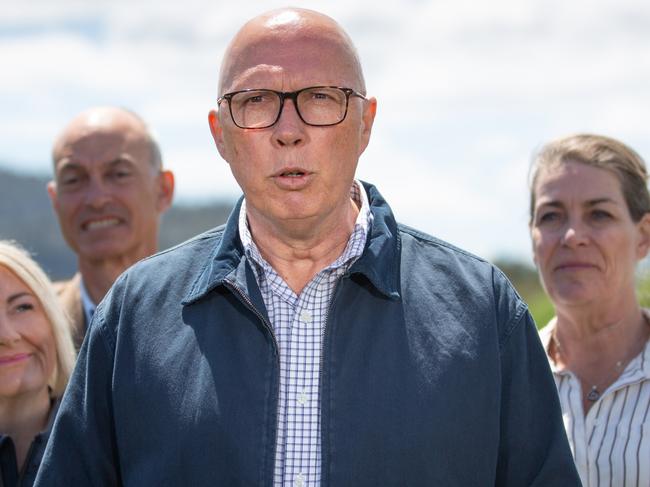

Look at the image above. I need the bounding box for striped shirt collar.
[238,179,372,273]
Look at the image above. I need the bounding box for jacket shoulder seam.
[397,224,489,264]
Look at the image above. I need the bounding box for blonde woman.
[0,241,76,487]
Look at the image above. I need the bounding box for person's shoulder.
[52,273,81,297]
[112,226,228,295]
[397,223,528,331]
[94,226,229,336]
[139,225,225,273]
[397,223,495,275]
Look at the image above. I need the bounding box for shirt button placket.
[297,388,308,406]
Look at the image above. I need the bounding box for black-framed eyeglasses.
[217,86,367,129]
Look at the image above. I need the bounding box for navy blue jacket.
[35,183,580,486]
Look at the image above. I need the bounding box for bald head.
[48,105,175,275]
[52,107,162,171]
[218,8,366,96]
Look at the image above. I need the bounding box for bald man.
[48,107,174,348]
[35,10,580,486]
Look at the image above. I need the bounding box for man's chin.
[77,242,133,264]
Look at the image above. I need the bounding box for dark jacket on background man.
[34,183,581,486]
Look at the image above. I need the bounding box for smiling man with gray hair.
[35,9,579,486]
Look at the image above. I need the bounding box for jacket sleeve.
[493,269,582,486]
[34,300,121,486]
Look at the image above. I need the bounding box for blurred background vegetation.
[493,259,554,328]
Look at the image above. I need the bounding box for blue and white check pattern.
[239,181,371,487]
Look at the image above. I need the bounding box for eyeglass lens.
[229,87,348,128]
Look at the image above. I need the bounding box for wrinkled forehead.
[219,28,364,94]
[53,124,151,171]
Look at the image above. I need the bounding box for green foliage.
[493,258,554,329]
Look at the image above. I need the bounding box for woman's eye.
[591,209,612,220]
[14,302,34,313]
[538,211,560,224]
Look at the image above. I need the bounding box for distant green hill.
[0,167,234,280]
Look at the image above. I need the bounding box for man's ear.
[635,212,650,260]
[208,109,229,162]
[47,180,59,211]
[156,170,175,213]
[357,97,377,157]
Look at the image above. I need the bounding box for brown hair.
[529,134,650,223]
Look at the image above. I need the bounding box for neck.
[0,388,51,470]
[78,251,152,304]
[553,296,650,379]
[247,198,360,294]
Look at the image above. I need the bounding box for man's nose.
[84,178,112,208]
[272,99,307,148]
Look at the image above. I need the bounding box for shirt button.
[299,310,313,324]
[297,388,308,406]
[294,472,305,487]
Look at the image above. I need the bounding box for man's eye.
[112,170,131,179]
[61,175,80,186]
[311,92,330,100]
[243,94,270,105]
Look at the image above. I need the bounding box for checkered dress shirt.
[238,181,372,487]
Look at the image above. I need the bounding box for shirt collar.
[79,277,97,325]
[538,318,562,374]
[238,179,372,274]
[183,181,401,306]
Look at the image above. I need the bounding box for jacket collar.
[183,181,401,305]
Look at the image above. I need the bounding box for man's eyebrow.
[57,157,135,172]
[107,156,136,167]
[56,160,84,172]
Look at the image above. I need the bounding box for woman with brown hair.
[530,134,650,486]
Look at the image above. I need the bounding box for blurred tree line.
[0,167,233,280]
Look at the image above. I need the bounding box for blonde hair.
[0,241,76,398]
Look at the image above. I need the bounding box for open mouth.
[279,170,307,177]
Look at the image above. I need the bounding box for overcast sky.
[1,0,649,263]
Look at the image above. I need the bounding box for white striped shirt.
[540,323,650,487]
[239,181,372,487]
